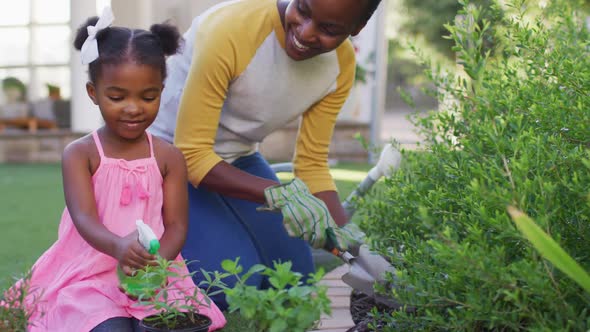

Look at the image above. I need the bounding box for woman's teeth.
[293,35,309,51]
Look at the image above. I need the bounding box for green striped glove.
[258,178,348,250]
[339,222,366,247]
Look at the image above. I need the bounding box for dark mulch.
[140,313,211,331]
[346,290,391,331]
[347,289,415,331]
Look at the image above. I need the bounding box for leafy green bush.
[360,0,590,330]
[219,259,331,332]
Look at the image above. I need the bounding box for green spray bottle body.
[117,220,164,297]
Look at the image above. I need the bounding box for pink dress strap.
[92,130,106,158]
[146,132,155,159]
[92,131,154,160]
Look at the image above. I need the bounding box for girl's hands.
[115,231,157,275]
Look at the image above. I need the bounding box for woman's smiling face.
[282,0,368,61]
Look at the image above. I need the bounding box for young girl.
[8,8,225,332]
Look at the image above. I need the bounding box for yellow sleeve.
[173,6,267,187]
[293,41,356,194]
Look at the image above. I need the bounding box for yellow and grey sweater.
[149,0,356,193]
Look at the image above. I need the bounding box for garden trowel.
[324,144,403,306]
[325,235,400,307]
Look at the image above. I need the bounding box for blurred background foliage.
[384,0,590,111]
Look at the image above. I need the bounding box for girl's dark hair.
[73,17,183,83]
[363,0,383,23]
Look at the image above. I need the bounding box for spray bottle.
[135,219,160,255]
[118,219,163,296]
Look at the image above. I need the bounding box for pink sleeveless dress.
[17,131,225,331]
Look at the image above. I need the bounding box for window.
[0,0,70,108]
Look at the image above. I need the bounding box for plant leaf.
[507,206,590,294]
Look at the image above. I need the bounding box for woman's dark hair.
[363,0,383,23]
[73,17,183,83]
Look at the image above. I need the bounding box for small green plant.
[1,270,43,331]
[218,258,331,332]
[131,257,224,331]
[355,63,368,84]
[118,264,166,299]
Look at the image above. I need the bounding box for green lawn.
[0,164,64,280]
[0,162,370,281]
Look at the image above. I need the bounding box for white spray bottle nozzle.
[136,219,160,255]
[368,143,402,180]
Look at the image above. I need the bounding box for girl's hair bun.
[150,23,183,56]
[73,17,100,50]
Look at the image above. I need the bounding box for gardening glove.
[339,222,366,247]
[324,222,368,257]
[258,178,349,250]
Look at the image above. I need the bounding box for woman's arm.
[200,162,277,203]
[174,11,261,188]
[158,144,190,260]
[315,190,348,227]
[62,139,153,269]
[173,13,279,202]
[293,40,356,227]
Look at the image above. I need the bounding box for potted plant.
[129,257,225,332]
[2,77,27,103]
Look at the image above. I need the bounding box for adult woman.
[149,0,381,310]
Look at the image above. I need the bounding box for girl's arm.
[62,139,154,270]
[158,144,189,260]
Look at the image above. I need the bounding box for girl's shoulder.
[151,135,186,178]
[62,134,101,173]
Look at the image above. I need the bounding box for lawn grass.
[0,164,64,279]
[0,162,370,281]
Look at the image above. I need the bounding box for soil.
[141,313,211,332]
[347,290,395,332]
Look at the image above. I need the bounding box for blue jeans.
[181,152,314,310]
[91,317,140,332]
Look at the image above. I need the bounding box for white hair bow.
[80,6,115,65]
